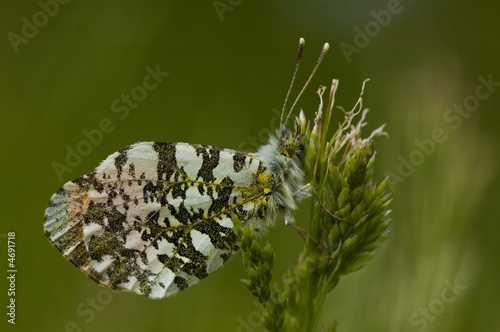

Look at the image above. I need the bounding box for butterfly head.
[278,126,304,160]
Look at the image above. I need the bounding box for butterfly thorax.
[256,126,307,224]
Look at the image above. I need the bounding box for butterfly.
[44,38,329,299]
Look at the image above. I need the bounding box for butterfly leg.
[292,183,312,200]
[286,223,328,254]
[309,185,351,225]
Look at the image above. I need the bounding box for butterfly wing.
[44,142,275,299]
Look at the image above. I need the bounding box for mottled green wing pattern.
[44,142,275,298]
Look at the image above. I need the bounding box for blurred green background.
[1,1,499,331]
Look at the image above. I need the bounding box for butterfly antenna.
[280,38,306,126]
[284,42,330,126]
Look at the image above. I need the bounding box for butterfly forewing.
[44,142,275,299]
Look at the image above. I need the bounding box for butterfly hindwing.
[44,142,275,298]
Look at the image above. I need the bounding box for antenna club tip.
[323,43,330,51]
[299,37,305,45]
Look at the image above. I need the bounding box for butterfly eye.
[279,137,298,158]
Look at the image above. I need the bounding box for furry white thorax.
[256,126,308,224]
